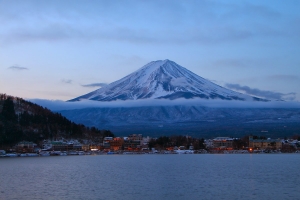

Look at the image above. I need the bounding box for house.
[249,136,282,150]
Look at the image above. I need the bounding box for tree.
[1,98,17,122]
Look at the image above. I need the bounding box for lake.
[0,154,299,200]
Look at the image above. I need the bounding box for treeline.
[0,94,113,147]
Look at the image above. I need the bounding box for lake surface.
[1,154,300,200]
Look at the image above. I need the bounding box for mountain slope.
[69,59,266,102]
[59,106,300,138]
[0,94,113,146]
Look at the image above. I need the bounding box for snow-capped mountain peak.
[69,60,266,102]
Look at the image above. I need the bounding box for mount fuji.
[58,60,300,137]
[69,59,266,102]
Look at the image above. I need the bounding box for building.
[89,145,101,151]
[249,136,282,150]
[51,141,71,151]
[109,137,123,151]
[204,139,214,149]
[128,134,143,141]
[81,144,90,151]
[212,137,234,150]
[123,134,143,151]
[0,150,6,155]
[42,141,82,151]
[16,141,37,153]
[103,137,113,151]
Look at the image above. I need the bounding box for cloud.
[61,79,72,84]
[213,59,249,68]
[223,2,281,20]
[212,58,274,69]
[81,83,108,88]
[28,98,300,112]
[267,75,300,81]
[0,1,292,46]
[8,65,28,70]
[225,83,296,101]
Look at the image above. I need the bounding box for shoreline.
[1,149,300,158]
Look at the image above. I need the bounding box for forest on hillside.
[0,94,114,148]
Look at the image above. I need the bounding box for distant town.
[1,134,300,157]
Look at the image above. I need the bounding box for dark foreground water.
[1,154,300,200]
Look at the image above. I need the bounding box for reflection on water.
[0,154,299,200]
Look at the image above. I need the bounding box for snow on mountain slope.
[69,59,267,102]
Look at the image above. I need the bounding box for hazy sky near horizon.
[1,0,300,101]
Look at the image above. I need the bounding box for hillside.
[0,94,113,147]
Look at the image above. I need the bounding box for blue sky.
[1,0,300,101]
